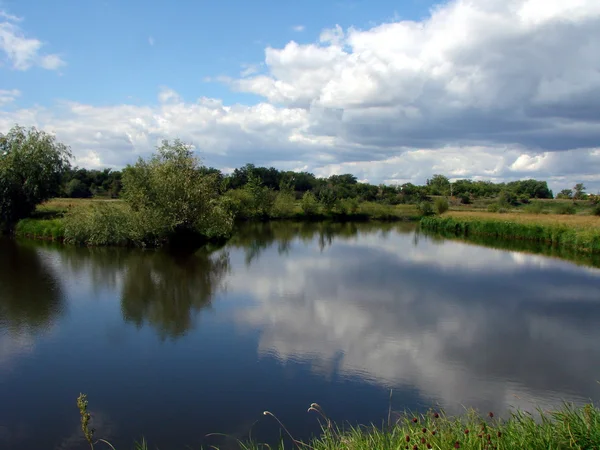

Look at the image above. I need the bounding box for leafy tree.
[65,178,92,198]
[573,183,586,200]
[121,139,233,240]
[301,191,319,216]
[426,174,451,196]
[557,189,573,199]
[434,197,449,215]
[0,125,71,230]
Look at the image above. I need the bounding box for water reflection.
[120,249,230,339]
[1,224,600,450]
[229,225,600,413]
[0,239,63,333]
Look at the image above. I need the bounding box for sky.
[1,0,599,193]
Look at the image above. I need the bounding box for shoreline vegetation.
[421,212,600,255]
[2,125,599,253]
[76,395,600,450]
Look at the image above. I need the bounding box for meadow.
[421,211,600,254]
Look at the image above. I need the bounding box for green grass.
[14,218,65,241]
[421,214,600,254]
[77,400,600,450]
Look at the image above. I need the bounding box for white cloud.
[292,25,305,32]
[0,88,20,106]
[1,0,600,191]
[0,10,65,70]
[148,36,155,46]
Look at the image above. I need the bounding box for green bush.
[15,218,65,240]
[417,201,434,216]
[593,204,600,216]
[272,192,296,218]
[459,193,471,204]
[487,203,501,213]
[434,197,449,215]
[524,202,545,214]
[301,191,319,216]
[122,139,233,239]
[556,204,576,215]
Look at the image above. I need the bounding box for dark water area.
[1,222,600,449]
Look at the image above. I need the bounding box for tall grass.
[421,214,600,254]
[75,396,600,450]
[14,218,65,240]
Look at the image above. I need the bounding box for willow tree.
[0,125,71,230]
[121,139,233,241]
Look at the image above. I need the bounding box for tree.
[573,183,586,200]
[0,125,71,230]
[557,189,573,200]
[121,139,233,239]
[65,178,92,198]
[426,174,451,196]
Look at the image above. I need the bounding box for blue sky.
[3,0,439,108]
[1,0,600,192]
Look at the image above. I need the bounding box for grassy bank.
[77,397,600,449]
[13,199,421,246]
[421,212,600,254]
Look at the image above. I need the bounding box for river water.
[1,222,599,449]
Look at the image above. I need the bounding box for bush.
[122,139,233,239]
[593,204,600,216]
[524,202,544,214]
[487,203,501,213]
[433,197,449,215]
[417,201,434,216]
[63,203,144,246]
[337,198,359,216]
[272,192,296,218]
[301,191,319,216]
[556,204,576,215]
[459,193,471,204]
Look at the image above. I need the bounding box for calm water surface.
[1,222,600,449]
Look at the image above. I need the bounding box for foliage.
[0,125,71,230]
[574,183,587,200]
[63,202,147,246]
[417,201,434,216]
[272,191,296,218]
[524,202,545,214]
[594,204,600,216]
[421,214,600,254]
[433,197,449,215]
[15,218,65,240]
[122,139,233,240]
[244,172,276,218]
[426,174,450,196]
[65,178,92,198]
[76,395,600,450]
[556,203,576,215]
[557,189,573,200]
[301,191,319,216]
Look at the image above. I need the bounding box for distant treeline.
[60,164,556,204]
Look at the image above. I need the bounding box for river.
[1,222,599,449]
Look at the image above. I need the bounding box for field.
[421,211,600,254]
[446,210,600,230]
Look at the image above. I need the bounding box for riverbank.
[421,212,600,254]
[79,400,600,449]
[12,198,422,245]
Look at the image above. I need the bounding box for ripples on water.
[1,222,599,449]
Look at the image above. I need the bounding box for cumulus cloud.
[0,10,65,70]
[1,0,600,190]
